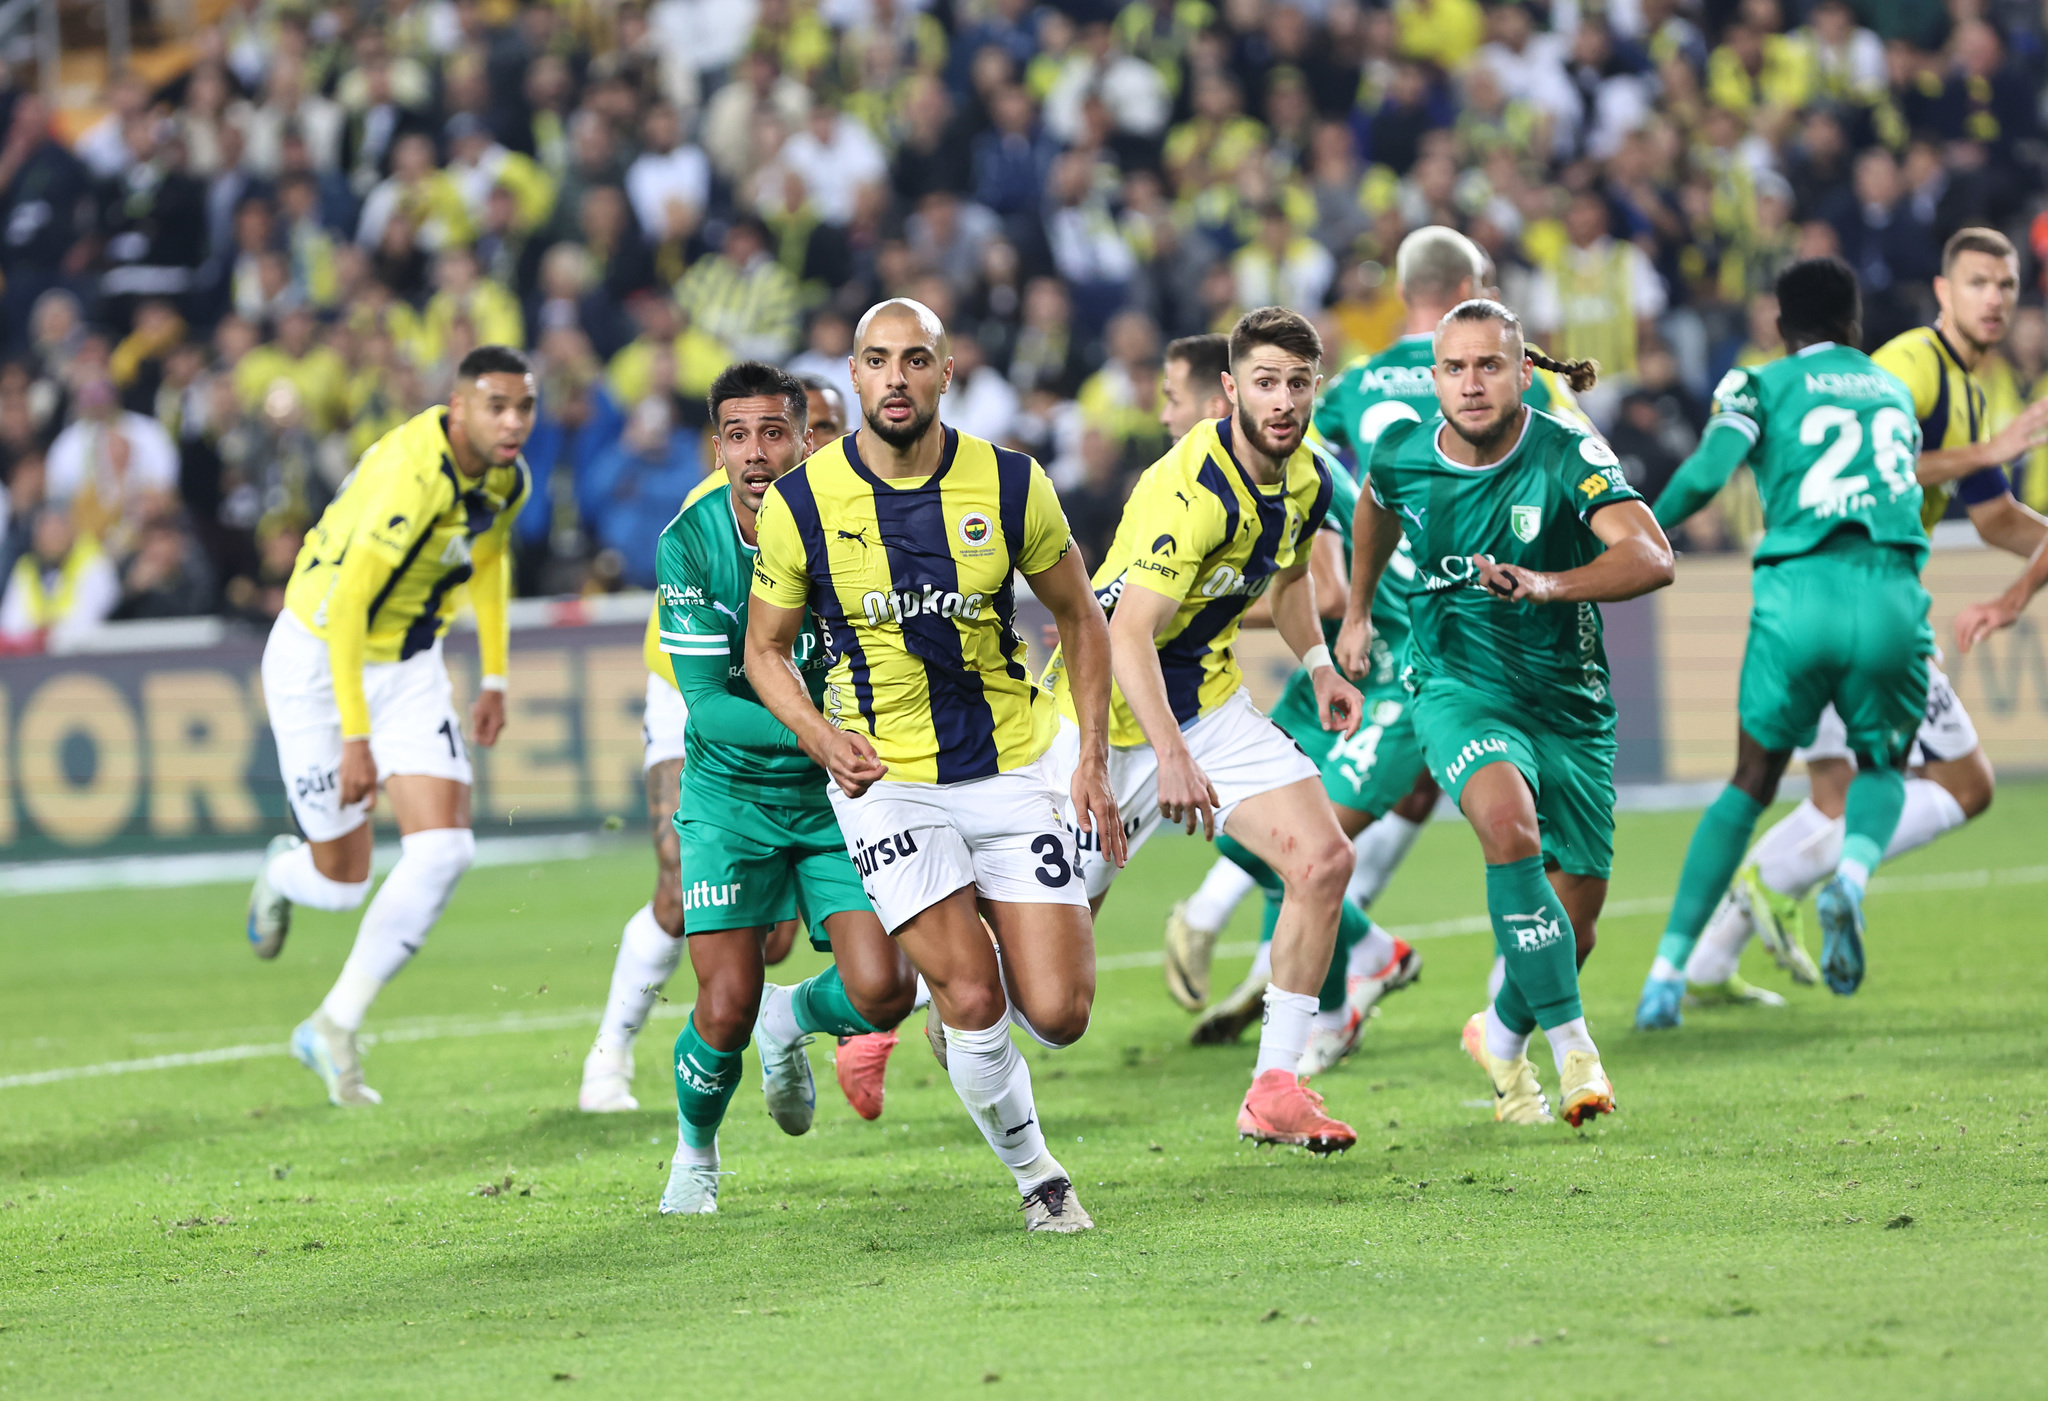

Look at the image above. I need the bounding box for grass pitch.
[4,787,2046,1399]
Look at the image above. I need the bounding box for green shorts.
[1410,677,1616,879]
[1271,673,1428,819]
[676,800,871,945]
[1740,539,1932,767]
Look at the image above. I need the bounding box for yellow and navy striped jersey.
[1872,324,2011,532]
[643,470,728,688]
[285,408,526,733]
[751,427,1074,784]
[1047,417,1334,749]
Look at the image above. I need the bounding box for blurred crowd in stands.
[2,0,2047,647]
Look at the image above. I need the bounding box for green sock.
[1840,767,1906,892]
[673,1015,744,1151]
[1493,966,1537,1037]
[1316,900,1373,1011]
[1487,856,1581,1029]
[1656,785,1766,971]
[791,964,883,1037]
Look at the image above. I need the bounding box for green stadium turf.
[3,787,2046,1398]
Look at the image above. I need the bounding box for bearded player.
[245,347,535,1106]
[746,299,1125,1233]
[1672,229,2048,1003]
[1338,301,1674,1126]
[1043,307,1368,1150]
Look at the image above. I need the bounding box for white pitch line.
[5,863,2042,1091]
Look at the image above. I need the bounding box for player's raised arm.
[1652,415,1756,532]
[1963,491,2048,558]
[1027,547,1127,868]
[1265,554,1360,737]
[1336,482,1401,677]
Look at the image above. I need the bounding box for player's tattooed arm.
[1472,500,1675,605]
[1267,556,1360,737]
[1336,488,1401,678]
[1028,546,1128,869]
[742,595,888,796]
[1109,581,1223,838]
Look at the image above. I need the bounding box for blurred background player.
[746,299,1123,1233]
[245,346,536,1107]
[1341,301,1672,1127]
[1679,231,2048,1000]
[1044,307,1366,1150]
[1640,259,1934,1024]
[655,363,918,1215]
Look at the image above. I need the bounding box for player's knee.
[931,976,1007,1032]
[1284,830,1354,905]
[1022,989,1093,1046]
[404,827,475,886]
[1468,805,1540,863]
[694,973,761,1047]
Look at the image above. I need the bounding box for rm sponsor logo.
[1505,910,1568,951]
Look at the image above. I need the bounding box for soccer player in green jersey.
[654,363,919,1216]
[1635,259,1934,1027]
[1338,299,1674,1127]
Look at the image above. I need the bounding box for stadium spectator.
[0,504,120,649]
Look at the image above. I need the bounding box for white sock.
[1544,1016,1596,1074]
[1684,888,1753,985]
[912,975,931,1011]
[318,828,475,1032]
[1347,813,1423,907]
[1483,1003,1529,1062]
[267,841,370,911]
[1310,1006,1350,1035]
[595,904,683,1053]
[1346,924,1398,979]
[1836,858,1871,899]
[1253,987,1316,1077]
[1887,777,1968,857]
[943,1019,1059,1188]
[1486,956,1506,1001]
[1185,857,1257,931]
[1650,956,1685,982]
[1752,799,1843,900]
[757,982,801,1046]
[1248,941,1273,982]
[673,1121,717,1169]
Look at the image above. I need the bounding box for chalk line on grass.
[3,864,2038,1091]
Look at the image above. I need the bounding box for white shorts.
[1046,687,1320,899]
[826,755,1088,934]
[262,612,473,843]
[1795,663,1979,768]
[642,673,689,770]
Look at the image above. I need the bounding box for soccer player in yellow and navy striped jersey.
[1044,307,1367,1154]
[746,298,1121,1233]
[251,346,538,1110]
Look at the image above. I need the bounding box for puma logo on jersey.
[851,828,919,876]
[837,528,871,548]
[1174,491,1192,509]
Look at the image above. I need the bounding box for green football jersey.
[1706,344,1928,568]
[656,480,833,810]
[1366,406,1643,734]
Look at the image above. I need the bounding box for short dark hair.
[457,345,532,380]
[708,361,808,429]
[1942,226,2017,277]
[1165,333,1230,397]
[1774,257,1861,347]
[794,373,846,427]
[1228,307,1322,370]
